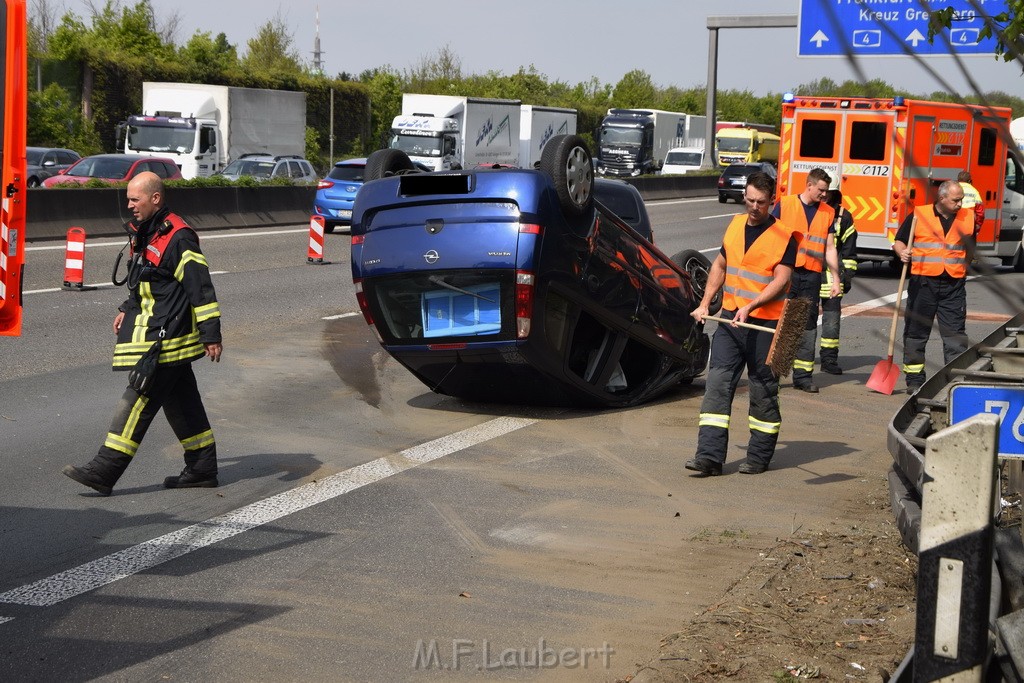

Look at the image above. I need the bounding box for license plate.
[336,209,352,219]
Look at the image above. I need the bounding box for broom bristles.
[766,297,812,378]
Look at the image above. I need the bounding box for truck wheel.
[365,149,416,181]
[672,249,722,315]
[540,134,593,218]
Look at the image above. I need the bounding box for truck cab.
[596,109,657,177]
[123,115,220,178]
[388,115,460,171]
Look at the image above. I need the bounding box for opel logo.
[423,249,440,264]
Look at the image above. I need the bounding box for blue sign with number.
[949,384,1024,459]
[798,0,1000,57]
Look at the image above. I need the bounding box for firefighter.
[819,180,858,375]
[892,180,974,393]
[771,168,841,393]
[686,171,801,476]
[957,170,985,236]
[62,172,223,496]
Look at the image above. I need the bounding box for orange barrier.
[307,215,327,265]
[63,226,86,290]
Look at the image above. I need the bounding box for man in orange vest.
[893,180,974,393]
[771,168,841,393]
[686,171,802,476]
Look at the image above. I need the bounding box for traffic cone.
[63,227,87,290]
[307,215,328,265]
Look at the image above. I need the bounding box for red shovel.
[867,218,916,395]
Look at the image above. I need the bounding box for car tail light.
[351,234,364,246]
[317,180,334,190]
[519,223,543,235]
[515,270,534,339]
[353,279,373,325]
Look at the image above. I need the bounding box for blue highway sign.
[949,384,1024,459]
[798,0,1001,57]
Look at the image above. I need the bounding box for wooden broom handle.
[886,216,917,357]
[703,314,776,334]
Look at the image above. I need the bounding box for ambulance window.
[799,120,836,158]
[849,121,887,161]
[977,128,997,166]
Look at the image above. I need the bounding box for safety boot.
[163,467,218,489]
[62,452,132,496]
[820,348,842,375]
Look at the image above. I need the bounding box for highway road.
[1,196,1021,681]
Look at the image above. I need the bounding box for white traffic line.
[322,312,359,320]
[699,212,742,220]
[24,228,310,252]
[0,617,13,625]
[647,197,718,206]
[23,271,230,296]
[0,416,537,609]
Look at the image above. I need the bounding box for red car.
[41,154,182,187]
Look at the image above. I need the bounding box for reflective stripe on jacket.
[721,214,797,320]
[777,194,834,273]
[910,205,973,278]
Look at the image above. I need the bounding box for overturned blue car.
[350,135,715,407]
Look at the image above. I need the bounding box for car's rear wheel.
[718,193,726,203]
[364,149,416,181]
[27,177,40,188]
[671,249,722,315]
[540,134,593,218]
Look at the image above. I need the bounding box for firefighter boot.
[820,347,842,375]
[164,451,218,489]
[62,451,132,496]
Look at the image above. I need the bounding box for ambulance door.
[839,111,896,252]
[0,0,26,337]
[904,114,938,209]
[966,116,1008,250]
[782,109,841,198]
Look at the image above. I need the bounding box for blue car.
[314,157,367,233]
[350,136,715,407]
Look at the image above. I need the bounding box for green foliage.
[177,32,239,81]
[927,1,1024,63]
[27,83,103,154]
[611,70,657,108]
[242,17,303,77]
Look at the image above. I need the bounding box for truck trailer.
[596,109,706,177]
[777,95,1024,269]
[388,94,522,171]
[121,82,307,179]
[519,104,577,169]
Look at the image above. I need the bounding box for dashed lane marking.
[0,416,537,609]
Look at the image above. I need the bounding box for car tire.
[27,177,40,188]
[324,223,335,234]
[540,134,593,218]
[671,249,722,315]
[718,194,726,204]
[1013,244,1024,273]
[364,149,416,181]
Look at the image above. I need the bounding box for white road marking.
[647,197,718,206]
[0,416,538,609]
[23,271,230,296]
[25,228,310,252]
[0,617,13,625]
[700,212,741,220]
[322,312,359,320]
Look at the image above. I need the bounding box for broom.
[702,296,812,378]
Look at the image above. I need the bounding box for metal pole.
[702,28,718,170]
[329,88,335,166]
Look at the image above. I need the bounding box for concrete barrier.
[25,176,716,242]
[26,185,318,241]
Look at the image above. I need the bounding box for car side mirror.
[43,160,55,167]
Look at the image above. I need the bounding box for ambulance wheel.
[672,249,721,315]
[365,149,416,181]
[540,134,593,218]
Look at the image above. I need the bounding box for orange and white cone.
[307,215,327,265]
[63,227,86,290]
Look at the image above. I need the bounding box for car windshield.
[26,149,44,165]
[665,152,702,166]
[328,164,365,182]
[389,134,443,157]
[68,157,134,179]
[223,159,275,178]
[717,137,752,153]
[600,127,642,146]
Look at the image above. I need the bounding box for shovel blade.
[866,357,900,395]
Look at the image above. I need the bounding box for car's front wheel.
[671,249,722,315]
[27,177,40,188]
[540,134,593,218]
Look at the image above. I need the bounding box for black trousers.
[695,310,782,467]
[789,267,822,384]
[98,363,217,473]
[901,275,968,387]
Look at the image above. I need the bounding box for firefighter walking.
[892,180,974,393]
[819,181,858,375]
[62,172,223,496]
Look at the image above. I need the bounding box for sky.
[55,0,1022,99]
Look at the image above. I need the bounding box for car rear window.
[328,165,365,182]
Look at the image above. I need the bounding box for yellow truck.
[715,127,780,166]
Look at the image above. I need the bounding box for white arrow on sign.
[810,29,830,48]
[906,28,926,47]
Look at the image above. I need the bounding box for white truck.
[388,94,522,171]
[519,105,577,169]
[595,109,706,177]
[121,82,307,179]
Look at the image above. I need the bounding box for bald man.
[63,172,224,495]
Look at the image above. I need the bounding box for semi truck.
[388,94,522,171]
[519,104,577,169]
[715,127,780,166]
[596,109,706,177]
[777,95,1024,270]
[120,82,307,179]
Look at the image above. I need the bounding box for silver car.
[217,154,318,184]
[26,147,81,187]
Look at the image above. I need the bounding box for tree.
[406,44,462,93]
[927,0,1024,65]
[363,67,403,151]
[27,83,103,153]
[178,31,239,80]
[242,15,303,76]
[611,70,656,109]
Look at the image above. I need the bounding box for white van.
[660,146,705,175]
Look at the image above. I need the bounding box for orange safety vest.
[910,205,973,278]
[776,195,834,272]
[721,215,798,320]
